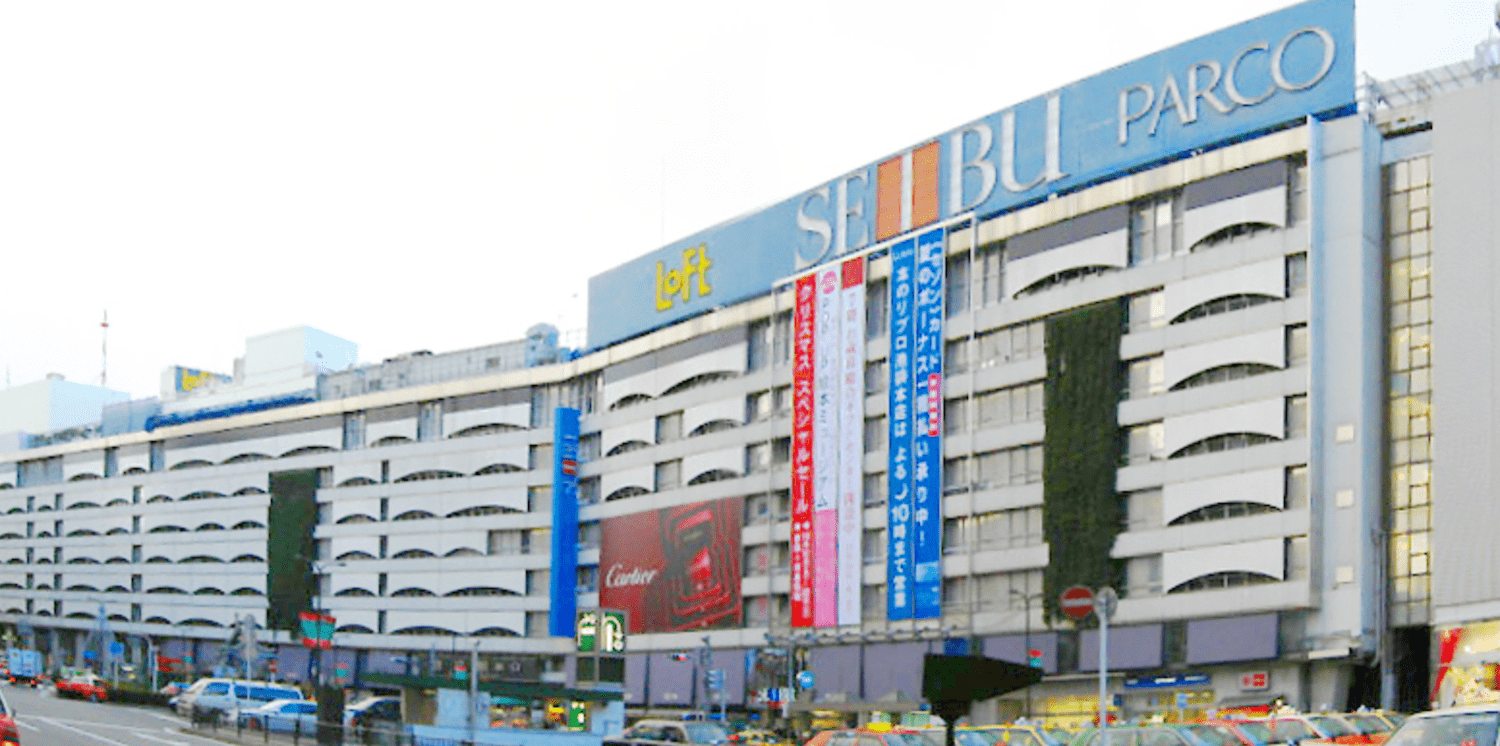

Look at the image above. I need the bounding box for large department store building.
[2,0,1499,722]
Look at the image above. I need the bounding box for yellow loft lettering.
[654,244,713,312]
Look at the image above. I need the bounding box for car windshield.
[1236,723,1275,745]
[1348,716,1391,735]
[1309,718,1356,738]
[686,723,731,744]
[958,733,994,746]
[1271,721,1318,742]
[1187,725,1244,746]
[1047,731,1074,746]
[889,734,941,746]
[1386,713,1500,746]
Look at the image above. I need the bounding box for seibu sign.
[587,0,1354,352]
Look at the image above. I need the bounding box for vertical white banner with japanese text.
[836,258,866,626]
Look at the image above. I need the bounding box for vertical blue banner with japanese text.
[911,228,945,619]
[549,407,581,637]
[886,237,916,621]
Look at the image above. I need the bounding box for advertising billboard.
[587,0,1355,351]
[549,407,581,637]
[600,497,743,634]
[174,366,232,393]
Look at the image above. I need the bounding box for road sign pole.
[1098,604,1108,746]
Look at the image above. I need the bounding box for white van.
[175,678,305,719]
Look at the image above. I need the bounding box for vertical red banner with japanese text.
[790,274,817,628]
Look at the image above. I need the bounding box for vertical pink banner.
[790,275,816,628]
[813,268,841,627]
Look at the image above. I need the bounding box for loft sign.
[586,0,1353,351]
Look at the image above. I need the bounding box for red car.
[55,672,109,702]
[0,685,16,745]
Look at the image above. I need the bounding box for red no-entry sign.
[1060,586,1095,620]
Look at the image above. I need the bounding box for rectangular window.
[417,401,441,441]
[976,242,1003,308]
[945,338,971,375]
[1286,395,1309,439]
[942,517,968,554]
[656,412,683,444]
[747,391,772,423]
[862,584,887,621]
[944,398,967,436]
[1124,357,1166,400]
[865,279,888,340]
[1129,190,1184,264]
[1287,324,1309,366]
[744,545,771,577]
[1121,422,1166,465]
[745,494,772,525]
[654,460,681,492]
[865,359,887,394]
[942,456,969,494]
[748,318,772,371]
[528,444,553,471]
[1286,465,1309,509]
[946,253,970,317]
[579,433,601,462]
[1122,489,1163,532]
[864,416,886,454]
[1286,253,1309,296]
[863,473,886,507]
[1126,290,1167,331]
[772,437,791,465]
[745,443,771,474]
[862,528,886,561]
[1125,555,1163,597]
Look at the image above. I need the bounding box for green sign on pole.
[576,610,626,653]
[568,701,588,730]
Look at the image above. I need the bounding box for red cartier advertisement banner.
[790,275,817,628]
[600,496,744,634]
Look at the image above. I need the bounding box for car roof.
[1406,705,1500,719]
[258,699,314,709]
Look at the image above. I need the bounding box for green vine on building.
[1042,300,1126,625]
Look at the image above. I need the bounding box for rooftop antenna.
[100,310,109,388]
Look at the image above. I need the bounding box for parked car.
[239,699,319,735]
[175,678,305,719]
[1198,718,1285,746]
[1339,713,1399,744]
[803,727,941,746]
[345,695,401,728]
[1069,724,1245,746]
[1262,714,1370,745]
[968,724,1074,746]
[54,673,108,702]
[1378,704,1496,746]
[605,720,733,746]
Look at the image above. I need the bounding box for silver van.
[175,678,305,719]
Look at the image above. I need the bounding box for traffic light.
[1027,648,1044,669]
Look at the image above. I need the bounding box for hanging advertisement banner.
[549,407,581,637]
[598,497,743,633]
[790,275,817,628]
[911,228,946,619]
[837,258,866,626]
[813,267,842,628]
[886,237,917,621]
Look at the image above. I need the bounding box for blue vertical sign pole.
[885,238,917,621]
[911,228,945,620]
[549,407,581,637]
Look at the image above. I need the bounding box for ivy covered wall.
[267,469,319,634]
[1042,300,1126,625]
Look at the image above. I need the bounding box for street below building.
[2,681,218,746]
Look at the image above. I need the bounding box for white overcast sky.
[0,0,1492,401]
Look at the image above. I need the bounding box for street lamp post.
[1010,590,1044,719]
